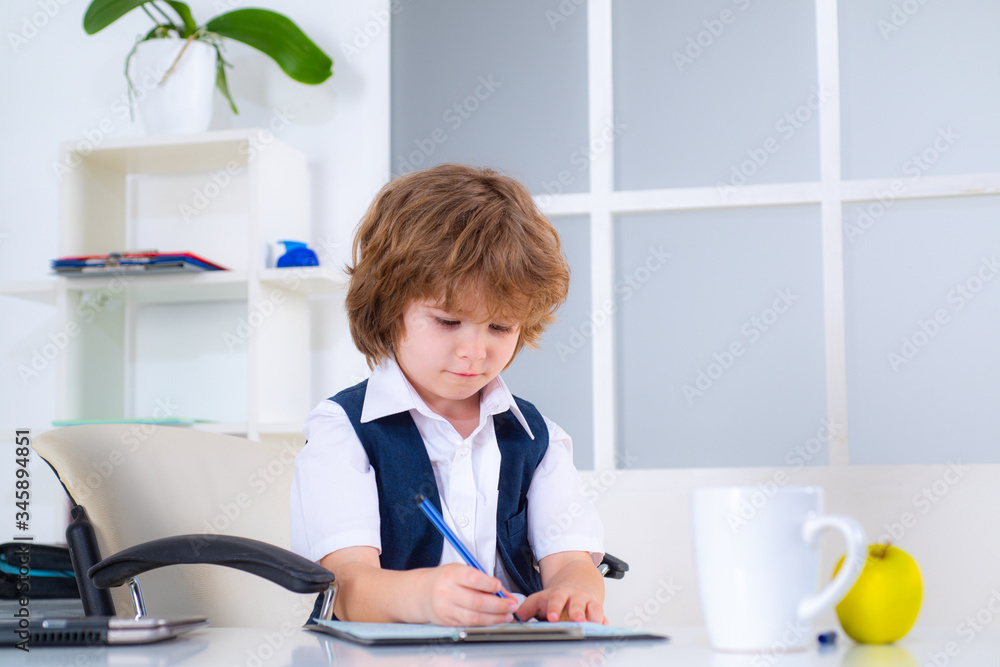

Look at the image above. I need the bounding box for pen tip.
[415,494,425,503]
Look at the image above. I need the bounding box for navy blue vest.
[332,379,548,596]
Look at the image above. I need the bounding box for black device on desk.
[0,616,207,647]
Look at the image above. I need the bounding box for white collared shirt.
[290,359,604,595]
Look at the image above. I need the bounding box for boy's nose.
[457,330,487,360]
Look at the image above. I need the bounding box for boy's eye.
[435,318,460,327]
[490,324,514,334]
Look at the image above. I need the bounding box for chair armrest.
[88,535,334,594]
[599,552,629,580]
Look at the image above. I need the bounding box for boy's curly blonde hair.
[346,163,570,368]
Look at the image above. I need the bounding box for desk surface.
[3,626,994,666]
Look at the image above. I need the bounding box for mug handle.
[797,513,868,621]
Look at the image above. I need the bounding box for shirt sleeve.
[525,416,605,566]
[289,400,382,563]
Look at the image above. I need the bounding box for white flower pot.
[129,38,217,135]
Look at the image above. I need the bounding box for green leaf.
[204,9,333,85]
[163,1,197,36]
[213,44,239,115]
[84,0,153,34]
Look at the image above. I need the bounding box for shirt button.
[457,515,469,528]
[458,446,469,457]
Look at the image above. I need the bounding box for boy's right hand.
[418,563,518,627]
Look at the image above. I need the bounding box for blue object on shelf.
[277,240,319,268]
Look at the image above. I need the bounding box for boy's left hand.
[515,551,607,625]
[516,584,607,625]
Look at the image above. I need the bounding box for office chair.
[33,424,627,627]
[33,424,335,627]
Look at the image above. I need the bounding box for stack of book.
[51,251,227,276]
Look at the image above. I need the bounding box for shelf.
[0,269,347,305]
[0,279,59,305]
[66,270,252,303]
[65,128,277,175]
[259,267,348,295]
[52,129,321,441]
[190,421,251,434]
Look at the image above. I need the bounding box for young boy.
[290,164,605,626]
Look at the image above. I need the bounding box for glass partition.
[839,0,1000,179]
[504,216,594,470]
[844,195,1000,464]
[391,0,589,194]
[613,0,819,190]
[615,205,826,468]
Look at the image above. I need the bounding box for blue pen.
[415,494,524,623]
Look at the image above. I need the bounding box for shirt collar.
[359,358,534,439]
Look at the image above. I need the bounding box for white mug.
[691,485,867,652]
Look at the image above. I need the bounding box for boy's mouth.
[448,370,481,378]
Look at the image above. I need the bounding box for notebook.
[307,619,667,645]
[0,616,208,647]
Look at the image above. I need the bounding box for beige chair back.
[34,424,315,628]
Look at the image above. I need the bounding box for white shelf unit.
[2,129,345,440]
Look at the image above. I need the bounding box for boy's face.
[395,294,520,419]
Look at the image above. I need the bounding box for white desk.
[3,626,995,666]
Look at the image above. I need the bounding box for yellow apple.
[833,544,922,644]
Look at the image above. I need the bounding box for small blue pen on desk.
[415,494,524,623]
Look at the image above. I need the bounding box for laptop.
[0,616,208,647]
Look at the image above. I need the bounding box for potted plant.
[83,0,333,134]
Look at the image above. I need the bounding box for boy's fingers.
[585,600,606,624]
[567,598,588,622]
[545,591,570,622]
[454,565,501,594]
[515,594,540,620]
